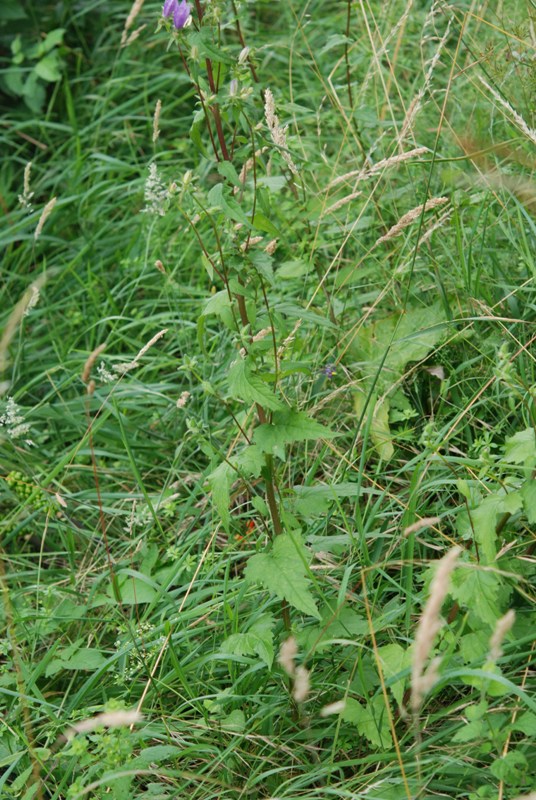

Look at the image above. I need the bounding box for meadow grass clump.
[1,1,535,799]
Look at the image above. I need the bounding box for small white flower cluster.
[141,163,171,216]
[0,397,33,445]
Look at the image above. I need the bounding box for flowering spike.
[162,0,190,29]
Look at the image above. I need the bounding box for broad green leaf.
[228,359,283,411]
[377,643,412,707]
[354,390,393,461]
[450,567,509,627]
[220,615,275,668]
[253,409,335,453]
[201,289,232,318]
[46,647,107,676]
[217,161,241,187]
[245,533,320,618]
[503,428,536,465]
[34,53,62,82]
[512,711,536,736]
[207,460,234,532]
[343,696,393,749]
[208,183,250,226]
[452,719,485,742]
[472,491,522,564]
[111,573,159,604]
[490,751,528,782]
[189,30,234,64]
[221,709,246,732]
[132,745,182,767]
[521,479,536,524]
[350,304,447,392]
[303,606,368,652]
[252,211,280,237]
[234,443,265,478]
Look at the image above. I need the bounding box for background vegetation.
[1,0,535,798]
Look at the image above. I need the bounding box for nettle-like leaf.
[521,479,536,524]
[471,490,522,564]
[343,695,393,749]
[228,358,283,411]
[207,460,234,532]
[350,304,447,460]
[354,390,393,461]
[245,532,320,618]
[220,614,275,668]
[253,409,335,453]
[377,643,412,707]
[450,566,511,627]
[503,428,536,466]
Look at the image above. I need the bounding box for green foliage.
[1,0,535,797]
[246,532,320,618]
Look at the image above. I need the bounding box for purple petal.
[162,0,176,18]
[172,0,190,28]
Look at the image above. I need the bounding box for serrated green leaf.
[450,567,507,627]
[228,359,283,411]
[245,533,320,618]
[512,711,536,736]
[377,643,412,707]
[490,750,528,782]
[234,444,265,478]
[220,615,274,668]
[343,696,393,749]
[472,491,522,564]
[207,460,234,532]
[452,718,485,742]
[253,409,334,453]
[521,479,536,524]
[503,428,536,465]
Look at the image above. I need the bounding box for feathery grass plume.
[264,88,298,176]
[0,276,48,381]
[252,327,271,343]
[18,161,34,211]
[404,517,441,536]
[479,77,536,146]
[328,147,428,189]
[154,259,166,274]
[411,546,461,713]
[278,636,298,675]
[81,343,107,385]
[325,190,362,215]
[264,239,278,255]
[121,0,145,46]
[114,328,168,375]
[398,12,451,144]
[319,700,346,717]
[65,710,143,740]
[152,99,162,143]
[34,197,57,240]
[23,285,40,317]
[377,196,448,244]
[293,665,310,704]
[488,609,515,663]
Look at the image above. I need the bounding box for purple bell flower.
[162,0,191,29]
